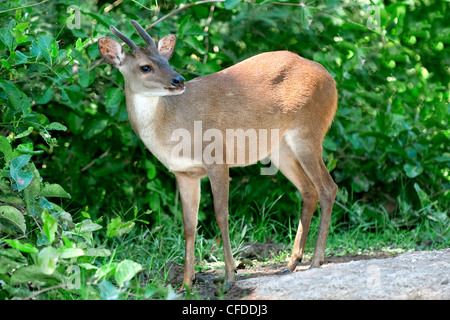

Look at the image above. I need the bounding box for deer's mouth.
[165,85,185,93]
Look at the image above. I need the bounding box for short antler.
[110,25,138,51]
[130,20,156,48]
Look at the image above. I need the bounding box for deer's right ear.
[98,37,127,68]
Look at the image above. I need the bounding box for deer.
[98,20,338,292]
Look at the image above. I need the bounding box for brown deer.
[98,20,338,291]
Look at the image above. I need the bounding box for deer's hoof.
[280,267,291,274]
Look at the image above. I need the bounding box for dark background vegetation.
[0,0,448,299]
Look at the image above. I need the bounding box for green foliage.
[0,0,448,300]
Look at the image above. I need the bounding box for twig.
[334,200,351,213]
[88,58,105,71]
[81,149,110,172]
[202,4,216,63]
[21,284,66,300]
[145,0,225,30]
[130,0,154,12]
[0,0,49,14]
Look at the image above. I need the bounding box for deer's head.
[98,20,185,96]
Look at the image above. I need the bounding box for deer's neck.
[126,92,162,137]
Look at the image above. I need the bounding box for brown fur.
[99,21,338,291]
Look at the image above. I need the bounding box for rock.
[235,249,450,299]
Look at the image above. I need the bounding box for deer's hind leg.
[271,138,318,271]
[284,129,338,268]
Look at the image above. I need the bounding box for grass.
[3,186,447,300]
[97,189,448,300]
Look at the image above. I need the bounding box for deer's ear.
[158,34,176,60]
[98,37,127,67]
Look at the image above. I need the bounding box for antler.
[110,25,138,51]
[130,20,156,48]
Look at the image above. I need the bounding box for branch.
[81,149,110,172]
[0,0,49,14]
[21,284,66,300]
[145,0,225,30]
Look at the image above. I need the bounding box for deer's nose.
[171,75,185,87]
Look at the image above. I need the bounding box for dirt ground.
[165,243,450,300]
[191,253,397,300]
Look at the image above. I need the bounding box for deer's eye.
[140,65,152,73]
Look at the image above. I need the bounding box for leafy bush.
[0,10,147,299]
[0,0,448,300]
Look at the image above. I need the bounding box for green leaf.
[38,246,59,275]
[0,248,27,262]
[10,154,33,191]
[59,248,84,259]
[10,265,62,286]
[0,255,23,273]
[75,38,90,51]
[99,280,120,300]
[41,209,58,244]
[14,170,33,192]
[0,135,18,161]
[78,263,99,270]
[39,183,71,199]
[82,118,108,139]
[0,27,14,51]
[94,263,118,280]
[166,284,182,300]
[0,205,26,234]
[106,217,135,238]
[0,194,25,206]
[434,155,450,163]
[4,239,39,254]
[1,57,12,70]
[13,50,28,64]
[145,160,157,180]
[30,36,57,64]
[75,219,103,233]
[14,127,34,139]
[1,58,10,69]
[178,15,193,38]
[352,174,370,193]
[114,260,142,287]
[323,137,337,151]
[23,162,41,202]
[23,112,50,129]
[0,79,31,113]
[105,87,124,117]
[83,248,111,257]
[47,122,67,131]
[78,68,96,88]
[35,88,54,104]
[403,163,423,178]
[147,192,160,211]
[183,37,206,54]
[17,143,44,155]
